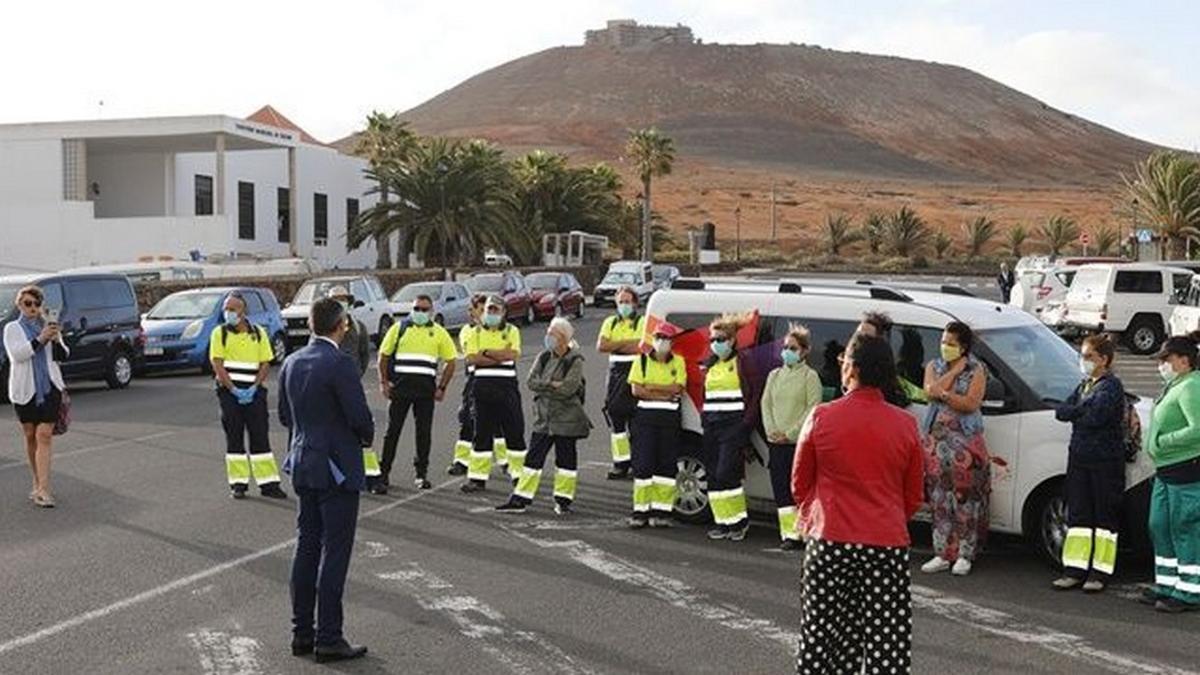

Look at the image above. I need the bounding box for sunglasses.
[21,299,42,308]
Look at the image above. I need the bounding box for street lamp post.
[735,205,742,262]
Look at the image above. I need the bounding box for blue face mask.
[544,335,558,351]
[781,349,801,367]
[223,310,240,327]
[617,303,634,319]
[711,339,733,359]
[410,310,430,326]
[483,313,502,328]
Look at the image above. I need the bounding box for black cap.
[1155,335,1198,360]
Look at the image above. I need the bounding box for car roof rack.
[669,278,913,302]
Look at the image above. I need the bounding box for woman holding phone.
[4,285,69,507]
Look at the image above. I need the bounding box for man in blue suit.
[278,298,375,663]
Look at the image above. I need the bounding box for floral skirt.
[924,421,990,562]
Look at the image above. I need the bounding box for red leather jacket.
[791,387,924,548]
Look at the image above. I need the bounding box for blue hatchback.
[141,287,287,372]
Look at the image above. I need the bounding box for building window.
[314,193,328,246]
[277,187,290,243]
[195,175,214,216]
[346,198,360,233]
[238,181,255,240]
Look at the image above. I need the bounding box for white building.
[0,106,390,275]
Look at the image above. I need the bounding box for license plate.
[287,329,310,336]
[144,347,164,356]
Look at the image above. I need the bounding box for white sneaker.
[921,557,951,574]
[952,558,973,576]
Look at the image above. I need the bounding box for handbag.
[53,390,71,436]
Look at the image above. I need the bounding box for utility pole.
[769,183,777,241]
[735,205,742,262]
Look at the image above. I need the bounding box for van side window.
[770,317,857,391]
[892,325,943,388]
[1113,271,1162,294]
[1172,274,1192,303]
[41,282,64,311]
[68,279,133,309]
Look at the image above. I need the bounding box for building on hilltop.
[584,20,695,48]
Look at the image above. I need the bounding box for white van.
[593,260,655,307]
[1169,275,1200,337]
[645,279,1154,565]
[1063,263,1193,354]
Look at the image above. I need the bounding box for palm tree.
[884,206,931,257]
[353,111,416,268]
[1005,225,1029,258]
[962,216,997,258]
[1040,215,1081,258]
[1126,151,1200,258]
[823,214,859,255]
[514,152,625,239]
[626,128,676,261]
[863,212,886,255]
[933,231,953,260]
[1093,225,1120,257]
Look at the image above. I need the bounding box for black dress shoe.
[447,463,467,476]
[260,484,289,500]
[460,480,487,494]
[607,467,631,480]
[291,639,314,656]
[230,485,248,500]
[314,640,368,663]
[368,481,389,495]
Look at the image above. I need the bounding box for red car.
[466,271,535,325]
[526,272,586,321]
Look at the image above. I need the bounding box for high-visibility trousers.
[217,388,280,488]
[769,442,802,542]
[1149,476,1200,605]
[511,433,578,506]
[703,412,750,529]
[1061,459,1123,579]
[469,382,526,486]
[630,416,679,519]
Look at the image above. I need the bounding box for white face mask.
[1159,361,1178,384]
[653,338,672,356]
[1079,357,1097,378]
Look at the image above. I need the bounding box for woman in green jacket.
[761,324,823,550]
[1144,334,1200,613]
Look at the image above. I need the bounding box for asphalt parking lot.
[0,299,1196,674]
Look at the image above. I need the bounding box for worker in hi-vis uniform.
[326,286,381,490]
[596,286,645,480]
[209,291,287,500]
[626,322,686,528]
[461,295,526,493]
[448,294,487,476]
[376,292,457,494]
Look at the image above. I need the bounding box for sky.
[2,0,1197,149]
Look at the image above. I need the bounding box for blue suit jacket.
[279,337,375,491]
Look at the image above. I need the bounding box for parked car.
[141,287,287,372]
[390,281,473,331]
[484,251,514,267]
[281,275,393,350]
[1169,275,1200,337]
[592,260,655,307]
[647,278,1155,567]
[0,273,144,400]
[651,264,681,291]
[525,272,586,320]
[1062,263,1193,354]
[465,271,534,325]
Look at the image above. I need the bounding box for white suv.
[1063,263,1193,354]
[646,279,1154,566]
[281,275,394,351]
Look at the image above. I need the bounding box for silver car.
[390,281,472,331]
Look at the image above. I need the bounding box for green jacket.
[1148,370,1200,469]
[526,346,592,439]
[761,362,823,443]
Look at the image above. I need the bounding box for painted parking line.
[0,430,178,473]
[186,628,264,675]
[0,478,461,656]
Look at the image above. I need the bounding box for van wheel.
[1024,480,1067,569]
[674,455,712,523]
[105,350,134,389]
[1126,317,1164,355]
[271,332,288,365]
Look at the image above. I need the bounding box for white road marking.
[0,430,178,472]
[362,541,391,558]
[503,519,622,532]
[502,525,798,650]
[0,478,460,656]
[911,585,1199,675]
[186,629,263,675]
[378,563,596,674]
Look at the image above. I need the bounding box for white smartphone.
[43,307,60,325]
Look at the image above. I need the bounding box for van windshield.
[293,280,352,305]
[393,283,442,302]
[978,324,1081,403]
[603,272,638,286]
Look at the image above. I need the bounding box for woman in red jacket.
[792,333,924,675]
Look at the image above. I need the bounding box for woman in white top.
[4,285,69,507]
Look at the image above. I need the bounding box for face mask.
[223,310,240,327]
[711,339,733,359]
[781,349,801,367]
[410,310,430,326]
[338,301,350,312]
[483,313,502,328]
[1079,357,1097,378]
[617,303,634,318]
[544,335,559,351]
[653,338,672,356]
[1159,361,1178,384]
[940,344,962,363]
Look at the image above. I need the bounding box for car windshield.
[293,280,353,305]
[393,283,442,302]
[979,324,1081,403]
[147,292,224,320]
[526,273,559,290]
[603,272,638,285]
[468,275,504,292]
